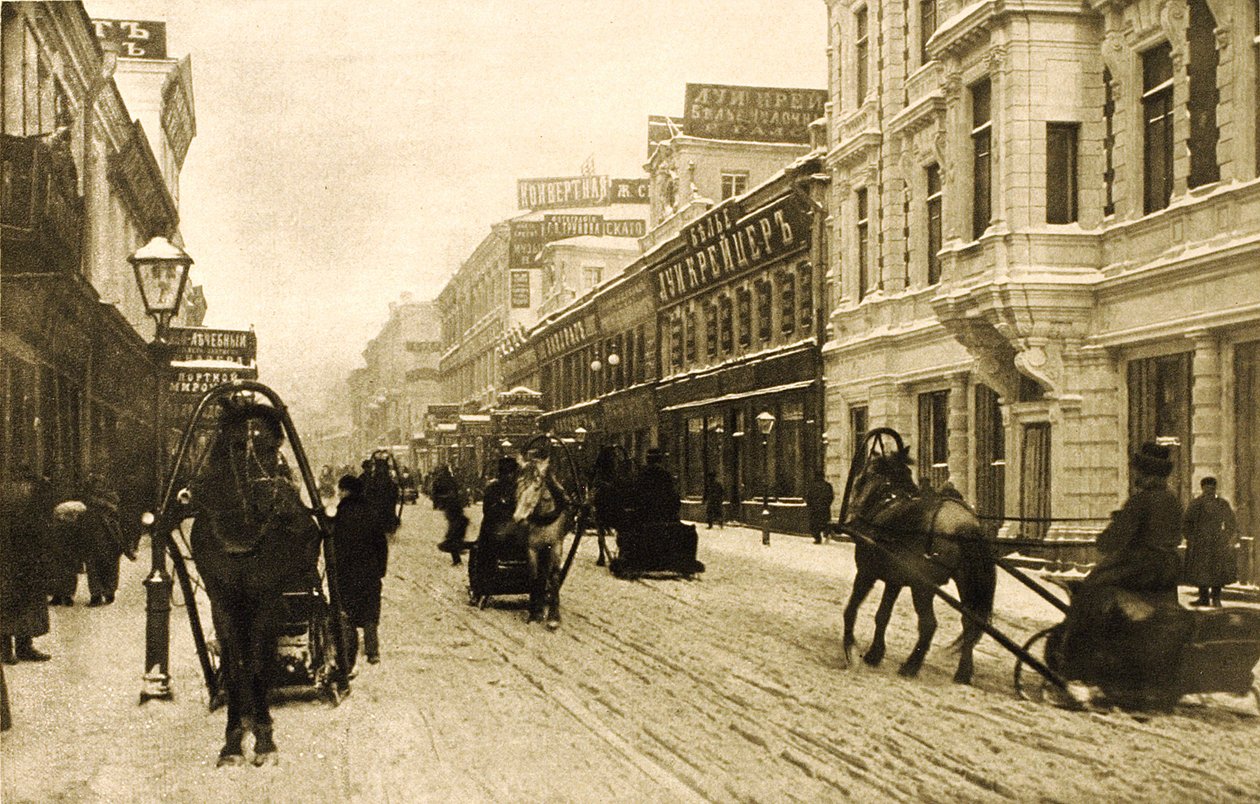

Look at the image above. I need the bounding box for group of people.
[0,470,135,666]
[700,469,835,545]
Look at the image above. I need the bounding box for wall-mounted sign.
[609,178,649,203]
[683,83,827,144]
[167,327,256,364]
[543,214,604,238]
[166,366,258,397]
[517,175,610,210]
[603,219,647,238]
[538,318,590,360]
[509,221,545,269]
[92,19,167,59]
[510,271,531,308]
[651,194,811,304]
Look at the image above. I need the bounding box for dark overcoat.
[1183,494,1238,587]
[333,493,388,626]
[805,478,835,532]
[0,479,53,637]
[634,465,681,523]
[1085,479,1183,593]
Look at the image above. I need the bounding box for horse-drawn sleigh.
[838,427,1260,711]
[143,381,350,765]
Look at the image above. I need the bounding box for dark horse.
[512,454,576,628]
[841,445,996,684]
[189,399,321,765]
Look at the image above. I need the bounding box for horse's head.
[513,456,551,523]
[850,447,918,519]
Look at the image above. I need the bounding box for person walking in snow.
[1183,476,1238,607]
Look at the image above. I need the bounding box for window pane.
[780,271,796,335]
[1046,123,1079,224]
[737,288,752,346]
[926,164,942,285]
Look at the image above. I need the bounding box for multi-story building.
[347,294,442,470]
[823,0,1260,571]
[1,3,197,506]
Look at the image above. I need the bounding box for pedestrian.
[83,473,128,606]
[702,471,725,530]
[1,469,54,663]
[632,448,681,524]
[431,465,470,565]
[1183,476,1238,607]
[46,489,86,607]
[332,474,388,668]
[805,472,835,544]
[362,455,401,536]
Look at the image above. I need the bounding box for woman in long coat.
[1,471,54,663]
[332,475,388,667]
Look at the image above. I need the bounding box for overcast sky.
[86,0,827,416]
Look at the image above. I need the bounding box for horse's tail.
[955,525,997,631]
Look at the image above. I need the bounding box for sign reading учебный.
[652,195,810,304]
[683,83,827,144]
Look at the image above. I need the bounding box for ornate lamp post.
[756,411,776,546]
[131,236,193,703]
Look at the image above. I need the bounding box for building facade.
[1,2,196,509]
[823,0,1260,571]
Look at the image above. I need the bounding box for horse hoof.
[217,752,246,768]
[596,558,606,567]
[862,650,884,667]
[897,663,921,678]
[252,750,278,767]
[545,618,560,631]
[952,672,973,685]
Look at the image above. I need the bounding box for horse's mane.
[859,450,920,498]
[208,401,284,463]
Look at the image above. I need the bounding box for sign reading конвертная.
[683,83,827,144]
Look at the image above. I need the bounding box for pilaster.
[1188,328,1224,484]
[947,371,971,499]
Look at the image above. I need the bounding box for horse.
[188,399,321,766]
[512,454,576,629]
[840,446,996,684]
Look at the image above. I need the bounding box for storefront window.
[685,416,705,497]
[917,390,950,491]
[777,399,805,497]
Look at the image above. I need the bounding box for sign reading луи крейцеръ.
[683,83,827,144]
[652,194,811,304]
[91,19,167,59]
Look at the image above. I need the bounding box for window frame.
[925,164,942,285]
[1046,122,1080,224]
[1142,42,1175,214]
[856,188,871,300]
[720,171,749,200]
[971,78,993,240]
[855,6,869,103]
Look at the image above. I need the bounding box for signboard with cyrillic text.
[92,19,167,59]
[683,83,827,144]
[167,327,257,364]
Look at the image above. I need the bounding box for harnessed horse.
[841,438,996,684]
[188,399,321,765]
[512,454,577,629]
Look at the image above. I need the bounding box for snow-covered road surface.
[4,507,1260,802]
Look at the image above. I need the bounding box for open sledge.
[838,427,1260,711]
[147,380,351,707]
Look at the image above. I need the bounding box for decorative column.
[948,371,971,500]
[1188,328,1223,485]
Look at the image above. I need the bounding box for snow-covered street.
[5,506,1260,802]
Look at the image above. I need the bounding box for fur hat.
[1132,441,1173,478]
[497,456,519,476]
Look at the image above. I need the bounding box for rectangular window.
[1187,0,1220,188]
[1103,69,1116,216]
[849,405,869,459]
[756,280,772,342]
[720,171,749,199]
[705,303,718,357]
[636,324,647,382]
[855,7,869,103]
[1128,352,1193,501]
[917,390,950,492]
[1046,123,1079,224]
[971,78,992,239]
[583,265,602,288]
[856,188,871,300]
[510,271,531,308]
[736,287,752,347]
[669,315,683,369]
[797,264,813,332]
[779,270,796,335]
[920,0,937,64]
[1143,42,1175,213]
[925,164,942,285]
[719,295,734,354]
[685,308,697,363]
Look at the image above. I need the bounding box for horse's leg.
[525,543,543,623]
[898,585,938,678]
[210,600,246,766]
[250,591,283,765]
[842,568,876,667]
[544,541,562,630]
[595,524,608,567]
[865,583,900,667]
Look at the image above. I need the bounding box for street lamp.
[131,236,193,703]
[756,411,776,546]
[574,426,588,445]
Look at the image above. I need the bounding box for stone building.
[1,3,197,503]
[823,0,1260,570]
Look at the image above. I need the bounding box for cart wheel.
[1014,627,1058,703]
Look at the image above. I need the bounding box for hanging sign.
[167,327,257,364]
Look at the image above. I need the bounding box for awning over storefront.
[660,379,816,413]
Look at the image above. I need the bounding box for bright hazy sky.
[86,0,827,417]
